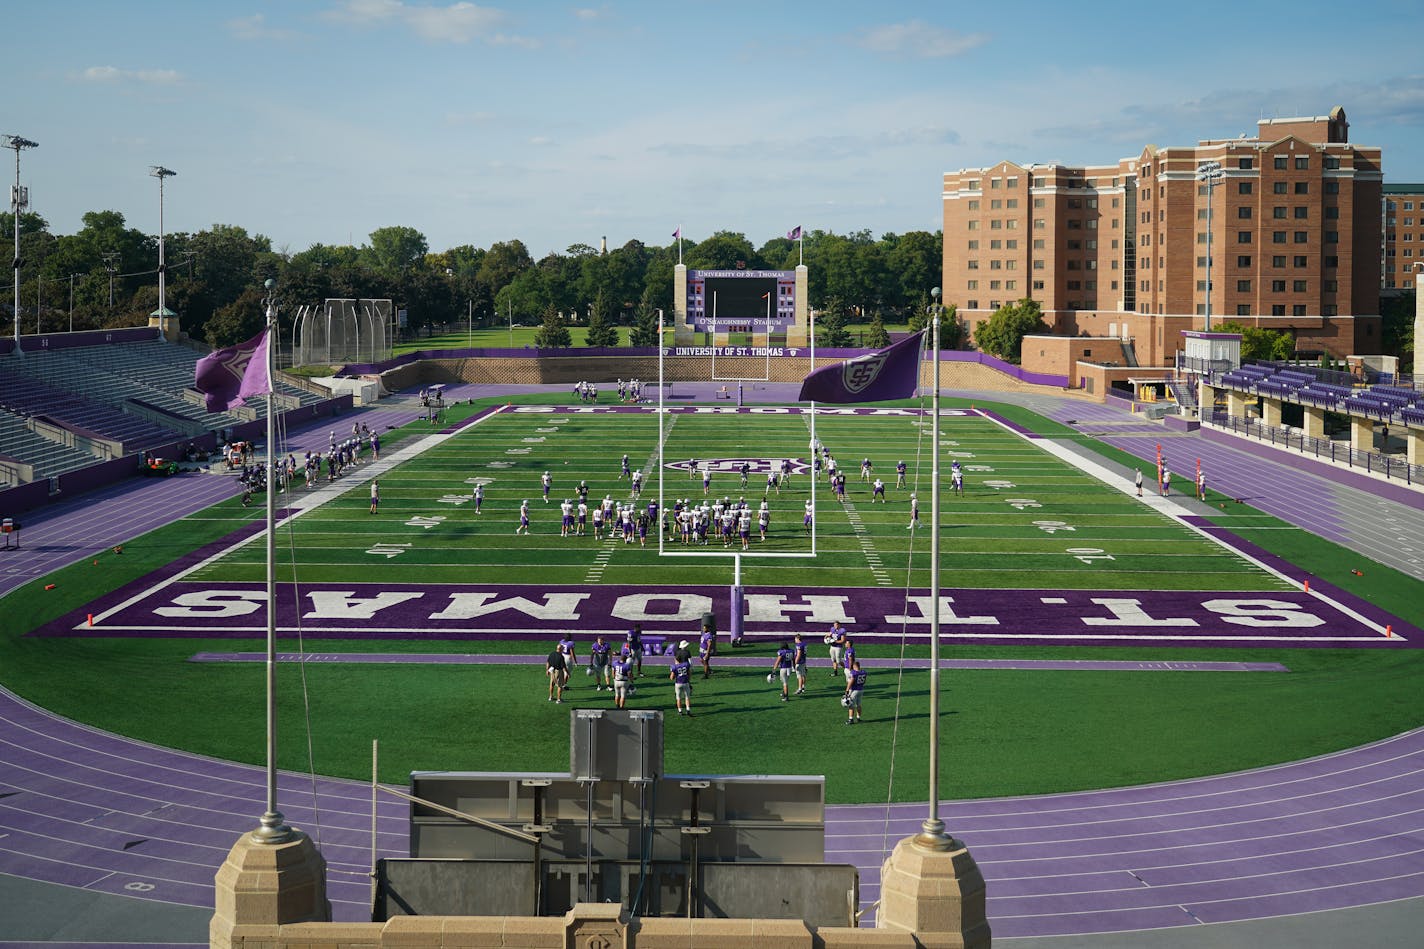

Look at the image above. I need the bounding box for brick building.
[1384,183,1424,292]
[942,106,1384,365]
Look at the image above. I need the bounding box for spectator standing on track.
[844,660,866,725]
[1135,469,1144,497]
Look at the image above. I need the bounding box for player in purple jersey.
[612,655,633,709]
[626,625,644,676]
[896,459,906,488]
[841,639,857,686]
[844,660,866,724]
[771,641,794,702]
[590,635,612,691]
[698,623,716,679]
[621,453,631,479]
[669,656,693,715]
[826,621,847,675]
[792,634,808,695]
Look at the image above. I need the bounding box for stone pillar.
[876,836,990,949]
[787,264,810,348]
[1350,416,1374,454]
[1407,429,1423,468]
[1260,397,1282,428]
[673,263,692,346]
[1224,388,1247,419]
[210,831,329,949]
[1303,406,1326,440]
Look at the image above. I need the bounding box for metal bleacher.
[0,372,184,452]
[0,407,103,479]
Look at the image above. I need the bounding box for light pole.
[1196,161,1223,332]
[150,165,176,332]
[4,134,37,348]
[102,251,119,312]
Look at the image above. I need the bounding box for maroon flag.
[671,227,681,240]
[786,225,802,241]
[193,328,272,412]
[798,330,926,404]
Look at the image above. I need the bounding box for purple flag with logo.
[786,225,802,241]
[797,330,926,404]
[672,226,681,239]
[193,328,272,412]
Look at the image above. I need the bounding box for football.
[766,673,774,684]
[840,695,851,708]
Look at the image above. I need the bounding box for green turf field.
[4,396,1423,804]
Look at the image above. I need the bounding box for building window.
[1325,181,1339,195]
[1274,181,1288,194]
[1294,255,1307,268]
[1294,206,1308,219]
[967,259,979,269]
[1237,255,1251,267]
[1237,279,1251,292]
[1325,231,1339,244]
[967,280,978,290]
[967,240,979,250]
[1006,199,1018,208]
[1068,219,1082,229]
[967,200,979,211]
[990,219,1003,229]
[1293,304,1307,316]
[1238,231,1253,243]
[967,220,979,230]
[1033,280,1044,290]
[1033,219,1046,229]
[1325,206,1339,220]
[1325,256,1338,268]
[1033,239,1045,249]
[1273,231,1287,244]
[1295,182,1309,194]
[1237,304,1251,316]
[990,259,1002,270]
[1068,198,1082,209]
[990,239,1001,249]
[1006,280,1017,290]
[1197,232,1209,244]
[990,280,1001,290]
[1294,280,1307,292]
[1033,177,1045,187]
[1272,280,1286,292]
[990,199,1002,209]
[1273,207,1287,219]
[1273,256,1286,267]
[1324,304,1337,316]
[1324,279,1338,292]
[967,180,980,190]
[1237,207,1252,219]
[1240,158,1253,170]
[1272,304,1286,315]
[1324,156,1340,170]
[1239,181,1253,194]
[1006,219,1018,229]
[967,299,979,308]
[1294,231,1307,244]
[990,178,1001,189]
[1006,240,1018,249]
[1295,156,1309,169]
[1067,280,1081,290]
[1007,178,1018,188]
[1006,260,1017,270]
[1274,156,1288,169]
[1033,260,1044,269]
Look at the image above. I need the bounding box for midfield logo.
[664,458,812,475]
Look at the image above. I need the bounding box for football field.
[13,398,1424,802]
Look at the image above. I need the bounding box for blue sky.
[5,0,1422,258]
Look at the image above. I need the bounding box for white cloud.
[326,0,534,46]
[81,65,182,83]
[858,21,987,59]
[573,6,608,20]
[227,13,296,41]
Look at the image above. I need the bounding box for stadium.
[3,314,1424,947]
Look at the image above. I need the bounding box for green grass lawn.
[4,396,1423,804]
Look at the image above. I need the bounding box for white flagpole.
[917,288,950,850]
[255,278,292,845]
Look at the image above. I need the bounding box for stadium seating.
[0,407,103,479]
[0,372,184,451]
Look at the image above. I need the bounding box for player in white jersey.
[560,498,573,536]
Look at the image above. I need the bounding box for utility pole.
[4,134,38,348]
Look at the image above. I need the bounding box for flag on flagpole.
[194,328,272,412]
[672,227,681,240]
[798,330,926,404]
[786,225,802,241]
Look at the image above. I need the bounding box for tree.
[477,239,533,296]
[203,287,266,347]
[816,297,854,348]
[864,313,891,349]
[629,294,663,347]
[534,308,571,348]
[1381,292,1415,364]
[584,290,619,347]
[974,298,1049,364]
[365,226,428,276]
[1215,320,1295,361]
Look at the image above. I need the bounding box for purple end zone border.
[972,407,1040,439]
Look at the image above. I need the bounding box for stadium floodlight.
[5,134,37,350]
[150,166,176,331]
[1196,161,1223,332]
